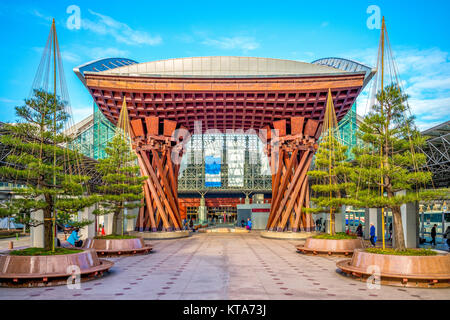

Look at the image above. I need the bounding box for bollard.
[8,241,13,250]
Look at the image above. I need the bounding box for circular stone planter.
[84,237,153,257]
[129,230,190,240]
[336,249,450,288]
[260,231,316,240]
[0,249,113,287]
[297,237,364,256]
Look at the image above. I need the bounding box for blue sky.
[0,0,449,130]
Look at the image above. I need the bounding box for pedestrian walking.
[388,222,392,241]
[316,218,321,232]
[246,218,252,231]
[431,224,437,246]
[370,223,376,247]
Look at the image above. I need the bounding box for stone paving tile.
[0,232,449,300]
[0,236,31,251]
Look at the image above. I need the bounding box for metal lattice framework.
[177,133,272,193]
[312,57,375,89]
[419,121,450,188]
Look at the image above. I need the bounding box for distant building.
[65,104,116,160]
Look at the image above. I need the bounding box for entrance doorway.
[207,206,237,227]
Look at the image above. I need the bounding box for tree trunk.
[43,194,53,251]
[112,206,122,236]
[43,206,53,251]
[329,211,336,235]
[112,210,118,236]
[392,205,406,251]
[119,208,124,236]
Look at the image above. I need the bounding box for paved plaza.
[0,232,449,300]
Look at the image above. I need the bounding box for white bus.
[420,211,450,239]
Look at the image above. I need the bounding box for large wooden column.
[130,116,183,232]
[264,117,321,232]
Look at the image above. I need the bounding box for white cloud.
[408,96,450,121]
[0,97,21,104]
[85,47,130,60]
[81,10,162,46]
[32,44,130,65]
[342,47,378,69]
[394,48,448,74]
[175,34,195,44]
[61,51,81,63]
[202,36,260,52]
[30,9,52,23]
[415,120,445,131]
[62,43,131,63]
[69,106,94,123]
[342,47,450,131]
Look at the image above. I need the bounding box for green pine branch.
[94,134,147,235]
[0,89,97,250]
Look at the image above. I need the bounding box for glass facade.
[178,133,272,191]
[419,201,450,241]
[69,104,116,160]
[337,103,360,160]
[92,104,116,159]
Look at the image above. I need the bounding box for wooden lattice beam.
[132,117,183,232]
[265,117,320,232]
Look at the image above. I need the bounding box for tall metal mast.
[52,18,57,252]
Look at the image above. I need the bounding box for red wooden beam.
[145,116,159,136]
[163,119,177,137]
[131,119,145,137]
[304,119,319,138]
[265,119,318,232]
[273,119,286,137]
[291,117,305,136]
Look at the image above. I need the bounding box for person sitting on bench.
[67,228,83,247]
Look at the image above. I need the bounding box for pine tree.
[94,133,146,236]
[0,89,97,251]
[350,84,443,251]
[307,133,356,235]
